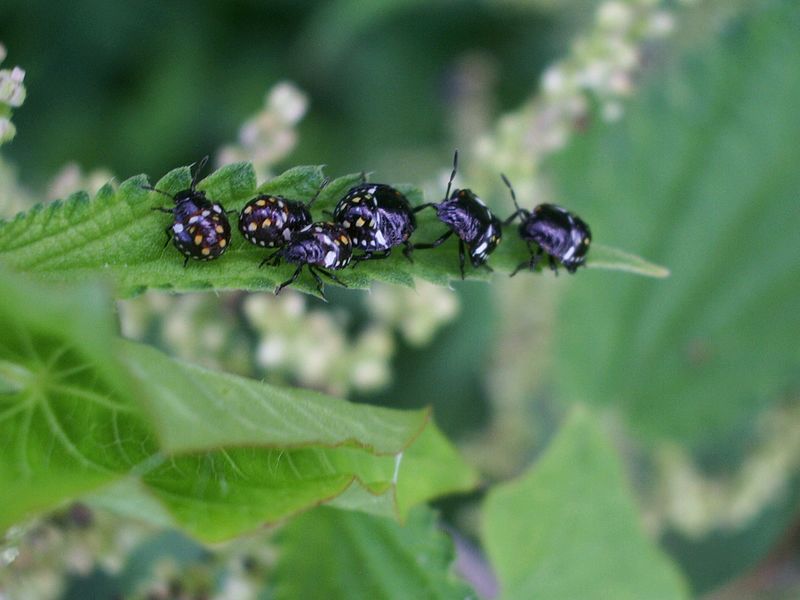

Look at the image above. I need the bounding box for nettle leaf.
[549,0,800,442]
[482,408,688,600]
[0,269,157,526]
[0,268,478,540]
[548,3,800,591]
[274,506,476,600]
[0,161,666,299]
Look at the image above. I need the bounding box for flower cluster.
[217,82,308,180]
[0,504,151,600]
[46,162,115,201]
[646,401,800,538]
[0,44,26,146]
[475,0,678,204]
[245,292,394,396]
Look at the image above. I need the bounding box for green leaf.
[0,162,666,299]
[0,267,157,527]
[548,0,800,441]
[274,506,475,600]
[0,268,477,540]
[482,407,689,600]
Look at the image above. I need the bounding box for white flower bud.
[597,1,633,31]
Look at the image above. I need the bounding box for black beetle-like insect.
[148,156,232,267]
[333,181,416,263]
[238,179,329,249]
[260,221,352,299]
[413,151,502,279]
[502,174,591,275]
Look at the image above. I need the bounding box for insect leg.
[412,203,439,214]
[275,264,304,295]
[401,240,414,262]
[259,249,283,268]
[458,239,466,280]
[413,229,454,250]
[317,268,348,288]
[162,225,173,248]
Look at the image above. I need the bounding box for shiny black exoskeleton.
[333,182,416,262]
[502,174,591,275]
[238,179,328,249]
[413,151,502,279]
[149,156,231,267]
[261,222,352,299]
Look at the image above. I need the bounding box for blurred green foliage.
[2,0,800,598]
[0,266,477,541]
[549,1,800,592]
[275,506,473,600]
[484,408,688,599]
[551,0,800,444]
[0,0,562,186]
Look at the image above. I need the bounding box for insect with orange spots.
[148,157,232,267]
[238,179,329,249]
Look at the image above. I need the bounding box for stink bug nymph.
[502,174,591,275]
[148,156,232,266]
[238,178,329,249]
[333,181,416,263]
[413,151,503,279]
[260,222,352,300]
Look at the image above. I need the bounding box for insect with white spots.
[501,174,591,275]
[412,151,502,279]
[238,179,329,249]
[148,156,232,267]
[260,221,352,299]
[332,182,416,263]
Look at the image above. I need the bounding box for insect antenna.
[501,173,522,212]
[305,177,331,208]
[190,155,210,190]
[141,184,176,200]
[444,150,458,201]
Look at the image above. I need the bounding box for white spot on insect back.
[368,186,377,195]
[189,216,201,224]
[173,223,184,233]
[324,250,337,267]
[563,245,576,261]
[375,230,386,246]
[474,241,488,256]
[283,228,292,240]
[213,205,222,213]
[202,210,211,217]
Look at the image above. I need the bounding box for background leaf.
[274,506,475,600]
[0,268,477,540]
[548,1,800,443]
[0,267,156,528]
[0,162,667,299]
[482,407,689,600]
[543,4,800,591]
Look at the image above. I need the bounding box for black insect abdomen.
[171,195,231,261]
[437,198,481,243]
[239,195,311,248]
[283,223,353,270]
[520,217,572,257]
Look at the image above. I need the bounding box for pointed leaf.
[483,408,688,600]
[0,268,477,540]
[0,163,666,299]
[274,506,476,600]
[548,0,800,441]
